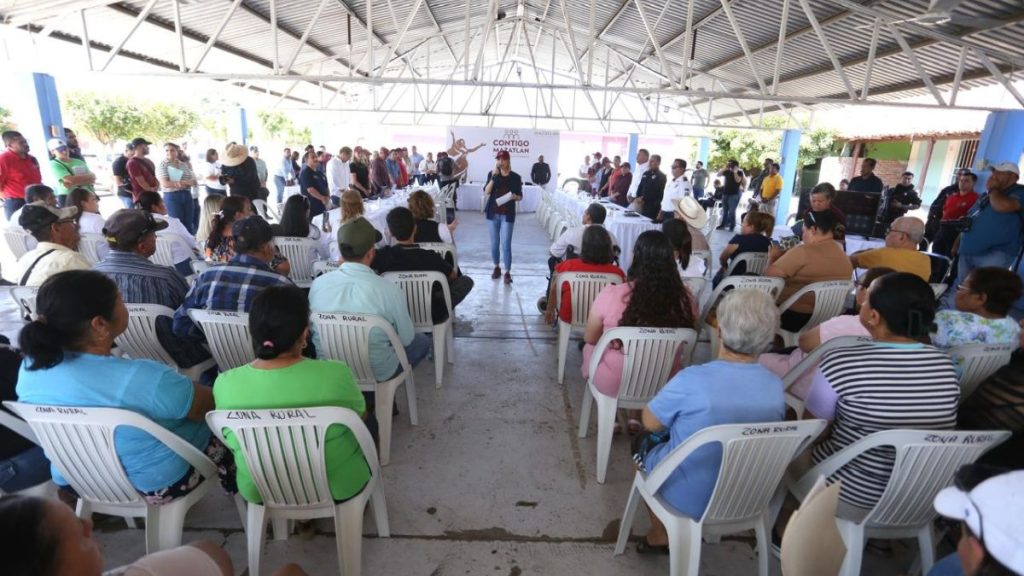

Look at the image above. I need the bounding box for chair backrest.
[78,233,107,265]
[795,429,1010,529]
[312,259,341,278]
[382,271,452,330]
[691,249,712,277]
[0,406,38,445]
[930,282,948,300]
[924,252,952,284]
[645,420,828,525]
[416,242,458,271]
[2,227,36,259]
[9,286,38,320]
[190,260,211,276]
[151,235,191,267]
[311,312,409,386]
[725,252,769,277]
[206,407,380,508]
[700,276,785,330]
[782,336,874,417]
[947,343,1015,400]
[682,276,706,300]
[186,309,254,370]
[554,271,622,328]
[778,280,855,332]
[589,327,698,403]
[4,401,216,506]
[114,304,179,368]
[274,236,322,287]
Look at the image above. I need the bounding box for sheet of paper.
[496,192,514,206]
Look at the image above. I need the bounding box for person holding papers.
[484,150,522,285]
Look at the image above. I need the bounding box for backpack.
[438,156,455,178]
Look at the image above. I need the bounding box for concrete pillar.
[627,133,639,166]
[777,129,802,223]
[8,73,64,188]
[230,107,248,146]
[697,136,710,166]
[974,110,1024,192]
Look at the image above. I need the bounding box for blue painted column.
[230,107,248,146]
[777,129,802,223]
[627,133,639,167]
[697,136,710,166]
[9,74,64,188]
[975,111,1024,318]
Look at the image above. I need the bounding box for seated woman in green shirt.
[213,284,371,503]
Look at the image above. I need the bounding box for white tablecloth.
[456,183,543,213]
[320,190,436,260]
[549,191,660,272]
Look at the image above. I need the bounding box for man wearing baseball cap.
[14,202,90,286]
[929,465,1024,576]
[309,216,431,382]
[126,137,158,203]
[945,161,1024,308]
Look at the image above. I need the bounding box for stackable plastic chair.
[9,285,38,321]
[681,276,706,302]
[724,252,769,277]
[186,309,254,371]
[275,236,323,288]
[311,312,418,465]
[416,242,459,271]
[2,227,35,259]
[930,283,948,300]
[577,326,698,483]
[0,406,54,497]
[690,249,712,279]
[207,407,389,576]
[4,401,220,553]
[615,420,827,576]
[786,429,1010,576]
[152,235,196,268]
[781,336,873,418]
[947,342,1015,401]
[554,271,623,384]
[697,276,785,358]
[312,259,342,278]
[115,304,217,382]
[382,271,454,388]
[190,260,211,276]
[776,280,855,347]
[77,233,107,265]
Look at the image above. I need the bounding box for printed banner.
[444,126,560,187]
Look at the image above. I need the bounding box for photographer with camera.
[931,171,979,258]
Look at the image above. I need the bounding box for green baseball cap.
[338,217,382,257]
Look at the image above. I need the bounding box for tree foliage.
[0,106,13,132]
[65,92,199,146]
[708,117,838,174]
[257,110,311,147]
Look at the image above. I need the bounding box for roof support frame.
[973,48,1024,108]
[553,3,608,131]
[949,45,968,107]
[769,0,789,96]
[99,0,158,72]
[680,0,696,89]
[188,0,243,73]
[860,17,880,100]
[78,8,93,71]
[795,0,855,100]
[718,0,767,95]
[377,0,425,78]
[268,0,278,73]
[887,24,946,106]
[282,0,330,75]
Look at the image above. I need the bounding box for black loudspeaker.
[832,191,882,237]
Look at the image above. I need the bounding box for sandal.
[492,266,501,279]
[636,538,670,555]
[627,419,643,434]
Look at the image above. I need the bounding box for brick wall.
[834,157,908,188]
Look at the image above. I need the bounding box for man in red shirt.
[931,171,980,257]
[125,137,158,203]
[0,131,42,220]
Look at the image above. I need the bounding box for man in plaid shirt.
[173,216,291,343]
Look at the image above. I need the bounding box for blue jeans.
[163,190,195,234]
[274,175,286,203]
[0,446,51,493]
[926,552,963,576]
[192,198,200,232]
[404,333,432,369]
[3,198,25,221]
[488,216,515,270]
[119,195,135,208]
[943,249,1016,309]
[693,186,705,199]
[722,194,741,229]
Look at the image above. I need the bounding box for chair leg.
[75,498,93,520]
[431,327,445,389]
[247,504,268,576]
[754,512,771,576]
[369,482,390,538]
[577,385,594,439]
[376,385,396,466]
[595,394,616,484]
[666,519,702,576]
[234,494,248,533]
[614,482,641,555]
[403,372,418,427]
[557,321,570,384]
[334,500,367,576]
[837,521,865,576]
[917,524,936,575]
[272,518,289,541]
[152,500,188,552]
[446,321,455,364]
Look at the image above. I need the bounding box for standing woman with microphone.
[484,150,522,285]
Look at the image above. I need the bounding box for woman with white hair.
[632,289,786,553]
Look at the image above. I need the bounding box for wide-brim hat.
[672,196,708,229]
[221,143,249,167]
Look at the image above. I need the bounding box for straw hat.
[672,196,708,229]
[221,143,249,167]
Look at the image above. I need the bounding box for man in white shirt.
[578,155,591,179]
[326,146,352,203]
[549,203,619,261]
[5,184,57,230]
[660,158,693,221]
[15,202,91,286]
[627,148,650,201]
[419,152,436,184]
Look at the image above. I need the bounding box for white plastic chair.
[312,259,341,278]
[2,227,35,259]
[787,429,1010,576]
[947,342,1015,401]
[0,406,55,497]
[190,260,211,276]
[9,285,38,321]
[275,236,322,288]
[681,276,706,302]
[554,271,623,384]
[77,232,107,265]
[207,407,389,576]
[115,304,217,382]
[416,242,459,272]
[930,283,948,300]
[781,336,874,418]
[615,419,828,576]
[724,252,769,277]
[186,309,254,371]
[4,401,219,553]
[776,280,855,347]
[690,249,712,280]
[697,276,785,358]
[382,271,453,389]
[577,326,698,483]
[310,312,418,466]
[152,235,195,268]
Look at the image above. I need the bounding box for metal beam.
[770,0,789,96]
[78,9,93,71]
[680,0,696,89]
[887,24,945,106]
[2,1,122,26]
[973,48,1024,108]
[796,0,855,99]
[282,0,330,75]
[632,0,677,88]
[269,0,278,73]
[99,0,158,71]
[949,46,967,106]
[718,0,766,95]
[860,17,880,99]
[189,0,243,72]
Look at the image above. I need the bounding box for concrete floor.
[0,205,935,575]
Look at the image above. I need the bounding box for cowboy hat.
[221,143,249,167]
[672,196,708,229]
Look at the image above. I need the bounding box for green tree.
[0,106,13,132]
[65,92,200,146]
[144,103,200,143]
[257,110,311,147]
[708,117,837,174]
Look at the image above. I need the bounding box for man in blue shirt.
[410,146,424,185]
[946,161,1024,308]
[309,216,431,381]
[273,147,295,203]
[298,150,331,218]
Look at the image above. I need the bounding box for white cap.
[990,161,1020,175]
[933,470,1024,573]
[46,138,67,152]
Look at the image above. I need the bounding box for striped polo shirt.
[811,343,960,510]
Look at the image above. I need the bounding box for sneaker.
[492,266,501,279]
[537,297,548,312]
[504,272,513,285]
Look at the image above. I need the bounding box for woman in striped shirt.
[804,272,960,511]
